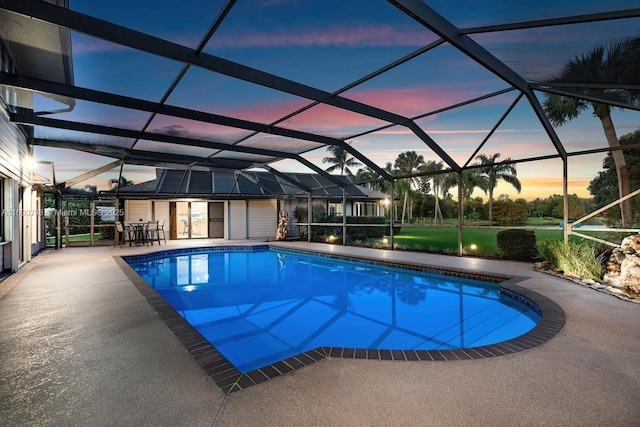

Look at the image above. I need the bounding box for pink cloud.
[201,83,517,136]
[346,81,513,118]
[164,95,384,135]
[279,103,388,135]
[211,24,435,49]
[209,98,311,125]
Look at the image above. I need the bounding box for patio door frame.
[170,200,210,239]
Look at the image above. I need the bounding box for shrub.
[496,229,537,260]
[292,205,308,223]
[310,215,400,242]
[466,212,481,221]
[538,240,604,281]
[347,233,368,243]
[100,221,115,240]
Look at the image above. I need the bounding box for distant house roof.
[101,169,388,200]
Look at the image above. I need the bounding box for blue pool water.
[125,247,540,373]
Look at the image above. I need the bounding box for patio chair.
[147,221,161,245]
[114,222,132,247]
[157,220,167,244]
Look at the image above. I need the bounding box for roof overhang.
[0,0,74,110]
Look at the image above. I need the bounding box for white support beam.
[570,231,619,248]
[63,159,124,188]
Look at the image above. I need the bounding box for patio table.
[126,222,150,246]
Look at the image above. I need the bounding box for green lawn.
[380,226,628,256]
[46,233,106,244]
[431,216,604,228]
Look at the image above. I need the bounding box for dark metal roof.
[104,169,387,200]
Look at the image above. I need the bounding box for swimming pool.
[124,246,545,375]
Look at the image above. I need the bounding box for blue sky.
[30,0,640,200]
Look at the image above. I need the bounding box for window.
[354,201,379,216]
[328,202,342,215]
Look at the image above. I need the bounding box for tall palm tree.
[543,38,638,227]
[476,153,521,226]
[393,178,411,223]
[420,160,446,224]
[626,36,640,103]
[394,151,425,223]
[322,145,362,177]
[460,169,489,200]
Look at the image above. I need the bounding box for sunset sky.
[28,0,640,201]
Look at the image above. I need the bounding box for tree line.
[324,147,522,226]
[324,140,637,227]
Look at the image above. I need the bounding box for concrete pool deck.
[1,240,639,426]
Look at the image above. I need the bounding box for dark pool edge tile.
[114,251,565,393]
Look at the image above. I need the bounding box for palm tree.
[394,151,425,223]
[352,167,372,184]
[460,169,489,201]
[377,162,394,193]
[620,35,640,105]
[322,145,362,177]
[543,38,639,227]
[420,160,446,224]
[475,153,521,226]
[393,178,411,223]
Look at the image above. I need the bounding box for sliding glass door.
[175,201,209,239]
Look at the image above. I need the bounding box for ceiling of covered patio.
[1,0,639,195]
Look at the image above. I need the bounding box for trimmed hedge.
[310,215,400,242]
[496,229,537,260]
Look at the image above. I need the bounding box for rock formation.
[604,234,640,294]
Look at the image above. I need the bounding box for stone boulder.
[603,234,640,294]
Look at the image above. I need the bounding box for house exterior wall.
[118,194,384,243]
[125,200,152,223]
[27,186,42,256]
[247,199,277,240]
[0,104,43,272]
[227,200,246,240]
[121,198,274,241]
[152,201,170,233]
